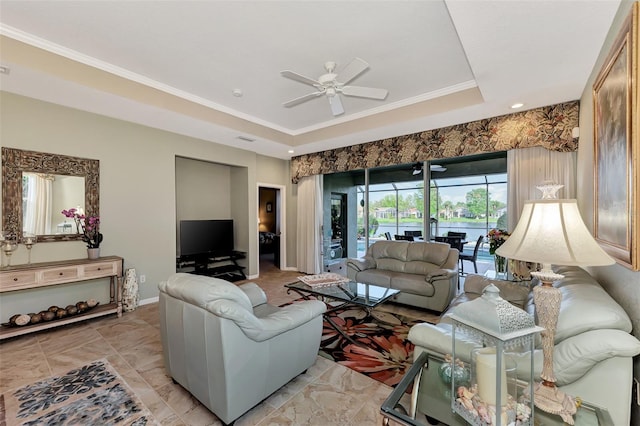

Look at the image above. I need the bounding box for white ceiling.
[0,1,621,159]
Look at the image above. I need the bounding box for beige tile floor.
[0,257,490,425]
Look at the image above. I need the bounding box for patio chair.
[404,230,422,237]
[446,231,467,239]
[459,234,484,275]
[434,236,464,252]
[395,234,414,241]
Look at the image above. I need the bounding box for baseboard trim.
[139,296,159,306]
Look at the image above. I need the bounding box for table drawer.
[84,262,116,278]
[42,266,79,283]
[0,270,38,291]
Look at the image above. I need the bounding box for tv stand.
[176,251,246,282]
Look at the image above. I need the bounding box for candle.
[475,347,507,406]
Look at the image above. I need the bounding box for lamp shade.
[496,199,614,266]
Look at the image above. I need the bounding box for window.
[324,152,507,257]
[430,174,507,240]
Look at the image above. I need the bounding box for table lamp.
[496,184,614,424]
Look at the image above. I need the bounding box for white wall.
[175,156,232,257]
[0,92,293,318]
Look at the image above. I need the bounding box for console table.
[0,256,123,340]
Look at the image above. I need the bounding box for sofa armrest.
[347,256,376,272]
[425,268,457,282]
[553,329,640,385]
[239,282,268,307]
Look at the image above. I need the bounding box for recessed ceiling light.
[288,150,294,154]
[232,89,243,97]
[511,103,524,109]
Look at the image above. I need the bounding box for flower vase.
[494,254,507,278]
[87,248,100,260]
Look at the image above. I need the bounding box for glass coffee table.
[285,279,400,345]
[381,352,614,426]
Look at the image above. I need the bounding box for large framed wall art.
[593,2,639,270]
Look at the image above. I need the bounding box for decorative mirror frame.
[1,147,99,242]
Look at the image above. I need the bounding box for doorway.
[258,185,284,273]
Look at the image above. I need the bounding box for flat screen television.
[179,219,234,258]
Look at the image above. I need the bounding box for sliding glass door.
[323,152,507,259]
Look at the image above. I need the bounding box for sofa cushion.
[376,257,410,273]
[354,269,394,286]
[388,273,435,297]
[407,242,451,265]
[404,261,443,276]
[370,240,409,262]
[368,241,452,273]
[552,283,632,342]
[523,267,633,343]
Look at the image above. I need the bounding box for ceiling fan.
[412,162,447,175]
[281,57,388,116]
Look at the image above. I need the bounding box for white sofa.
[408,266,640,426]
[158,273,326,425]
[347,240,459,313]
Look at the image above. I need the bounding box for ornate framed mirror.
[2,147,99,242]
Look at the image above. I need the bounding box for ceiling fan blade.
[280,70,320,86]
[283,91,323,107]
[338,57,369,85]
[329,95,344,116]
[341,85,388,100]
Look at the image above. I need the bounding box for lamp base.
[534,382,577,425]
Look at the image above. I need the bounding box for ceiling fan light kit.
[281,57,388,116]
[411,162,447,175]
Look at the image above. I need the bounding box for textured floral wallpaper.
[290,100,579,183]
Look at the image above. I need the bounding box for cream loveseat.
[408,266,640,426]
[158,273,326,425]
[346,240,459,313]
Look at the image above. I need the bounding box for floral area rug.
[0,359,158,426]
[319,303,434,388]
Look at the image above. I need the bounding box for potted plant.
[62,208,103,258]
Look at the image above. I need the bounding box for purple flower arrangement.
[61,208,103,248]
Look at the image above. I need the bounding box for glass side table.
[381,352,614,426]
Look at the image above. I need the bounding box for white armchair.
[159,273,326,425]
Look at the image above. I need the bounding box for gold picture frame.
[593,3,639,270]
